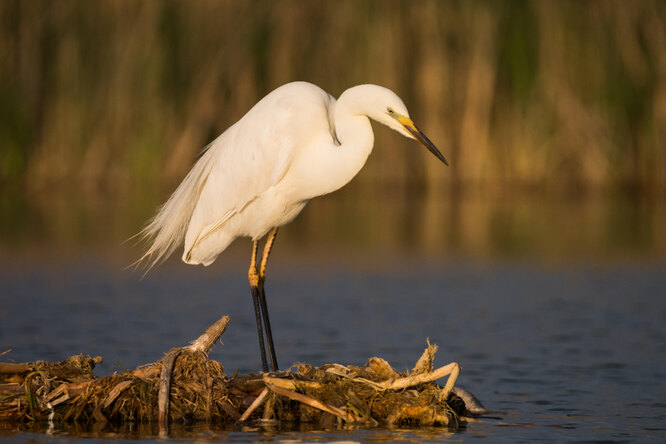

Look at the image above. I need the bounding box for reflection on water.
[1,191,665,441]
[0,190,664,263]
[292,190,666,262]
[1,420,465,442]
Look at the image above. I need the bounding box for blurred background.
[2,3,666,439]
[1,0,665,263]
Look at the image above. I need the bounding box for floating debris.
[0,316,484,430]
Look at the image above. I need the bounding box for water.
[1,192,665,441]
[1,252,665,442]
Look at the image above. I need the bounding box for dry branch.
[381,362,460,393]
[265,383,354,422]
[158,348,182,426]
[188,316,230,353]
[238,388,269,422]
[0,363,33,374]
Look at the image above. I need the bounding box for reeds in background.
[1,0,665,259]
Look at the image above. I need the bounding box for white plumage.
[139,81,447,269]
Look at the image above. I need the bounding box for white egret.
[138,81,448,372]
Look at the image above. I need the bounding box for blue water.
[1,253,665,442]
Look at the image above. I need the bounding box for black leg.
[258,282,278,371]
[250,284,269,372]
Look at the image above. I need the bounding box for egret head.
[364,86,449,166]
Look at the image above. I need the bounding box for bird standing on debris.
[139,81,448,372]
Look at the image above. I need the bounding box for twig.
[263,375,324,391]
[158,315,231,425]
[262,392,275,421]
[102,380,133,409]
[188,316,230,353]
[380,362,460,392]
[412,339,438,374]
[238,388,269,422]
[130,364,161,380]
[0,363,33,374]
[346,389,379,426]
[265,382,359,423]
[158,348,183,426]
[218,398,241,420]
[44,380,91,405]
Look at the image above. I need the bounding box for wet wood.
[158,348,182,426]
[0,363,33,374]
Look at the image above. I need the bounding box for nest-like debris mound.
[0,316,485,430]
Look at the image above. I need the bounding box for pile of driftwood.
[0,316,484,431]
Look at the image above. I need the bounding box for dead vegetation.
[0,316,484,431]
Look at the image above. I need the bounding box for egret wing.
[184,83,333,264]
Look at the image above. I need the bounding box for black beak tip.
[405,123,449,167]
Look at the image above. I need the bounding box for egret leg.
[248,240,269,372]
[258,227,279,371]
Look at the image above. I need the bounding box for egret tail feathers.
[133,145,217,273]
